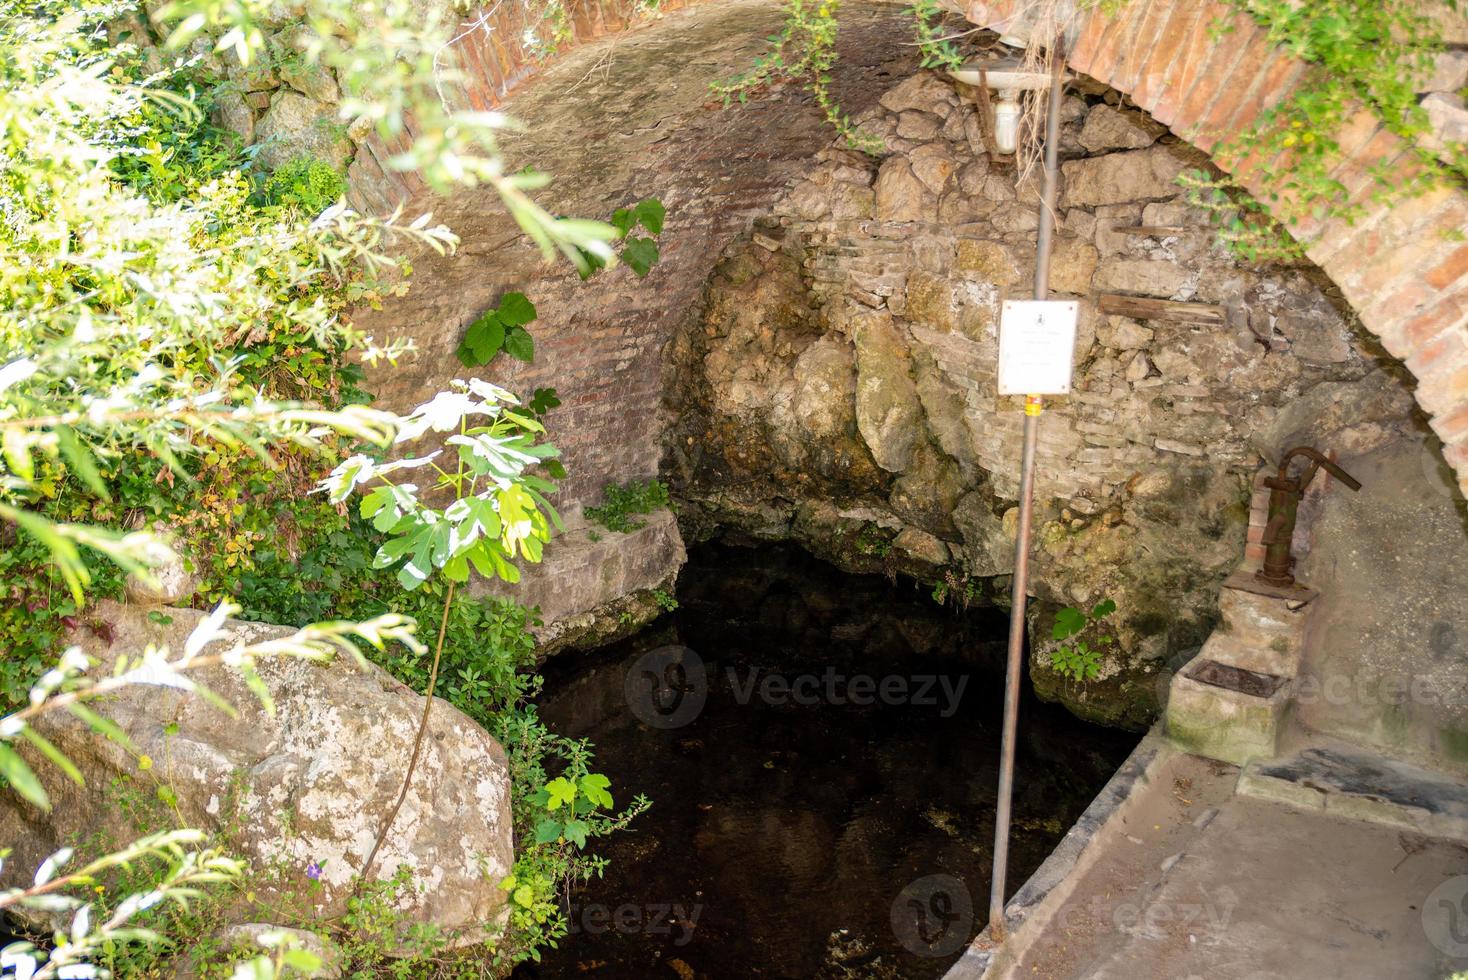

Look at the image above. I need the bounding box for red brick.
[1170,11,1257,149]
[1190,26,1274,150]
[1427,243,1468,290]
[1405,292,1468,349]
[1430,402,1468,442]
[1214,57,1308,173]
[1406,326,1468,382]
[1084,0,1158,91]
[1152,1,1233,127]
[1110,0,1174,96]
[1132,3,1201,110]
[1417,364,1468,415]
[1068,8,1115,74]
[1445,433,1468,471]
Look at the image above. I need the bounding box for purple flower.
[306,860,323,881]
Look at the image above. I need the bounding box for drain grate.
[1186,658,1288,698]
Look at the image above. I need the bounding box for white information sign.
[997,299,1079,395]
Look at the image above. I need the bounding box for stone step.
[1238,743,1468,842]
[1197,631,1299,679]
[1164,656,1291,767]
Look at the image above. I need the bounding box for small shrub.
[585,479,672,533]
[1050,598,1117,683]
[261,156,347,214]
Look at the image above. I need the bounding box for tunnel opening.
[515,538,1139,979]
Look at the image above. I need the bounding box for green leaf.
[621,236,659,278]
[67,702,139,754]
[610,207,636,238]
[562,818,590,848]
[1052,606,1086,640]
[534,818,562,844]
[497,292,537,327]
[528,387,561,415]
[56,427,109,501]
[503,326,535,362]
[463,312,506,365]
[1091,598,1117,620]
[579,773,613,809]
[20,728,84,787]
[633,198,665,234]
[544,776,576,811]
[0,743,49,810]
[282,950,323,972]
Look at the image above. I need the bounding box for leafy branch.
[1049,598,1116,683]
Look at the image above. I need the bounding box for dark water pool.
[515,540,1137,979]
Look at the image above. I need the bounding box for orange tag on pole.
[1024,396,1044,416]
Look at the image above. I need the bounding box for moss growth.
[1439,726,1468,765]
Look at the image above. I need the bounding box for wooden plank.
[1098,293,1228,326]
[1114,225,1187,237]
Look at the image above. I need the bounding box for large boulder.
[255,91,353,172]
[0,603,514,936]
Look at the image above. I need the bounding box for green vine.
[711,0,884,155]
[909,0,967,73]
[1187,0,1465,260]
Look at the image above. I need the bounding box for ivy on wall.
[1186,0,1464,259]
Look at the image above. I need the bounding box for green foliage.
[711,0,884,155]
[456,292,539,369]
[909,0,966,72]
[651,587,678,612]
[1186,0,1464,260]
[262,156,348,214]
[0,0,650,973]
[1049,598,1117,683]
[584,478,672,534]
[929,572,980,607]
[571,197,667,279]
[854,521,893,557]
[457,199,666,369]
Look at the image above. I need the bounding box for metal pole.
[987,50,1065,945]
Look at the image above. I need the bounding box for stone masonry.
[667,65,1431,728]
[956,0,1468,499]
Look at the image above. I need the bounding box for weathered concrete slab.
[1240,741,1468,842]
[962,741,1468,979]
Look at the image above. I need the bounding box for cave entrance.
[516,538,1137,979]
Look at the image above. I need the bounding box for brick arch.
[958,0,1468,496]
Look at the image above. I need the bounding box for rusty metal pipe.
[1256,446,1361,588]
[988,45,1065,946]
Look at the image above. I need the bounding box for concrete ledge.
[943,731,1175,979]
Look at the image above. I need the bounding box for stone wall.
[665,69,1434,728]
[957,0,1468,499]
